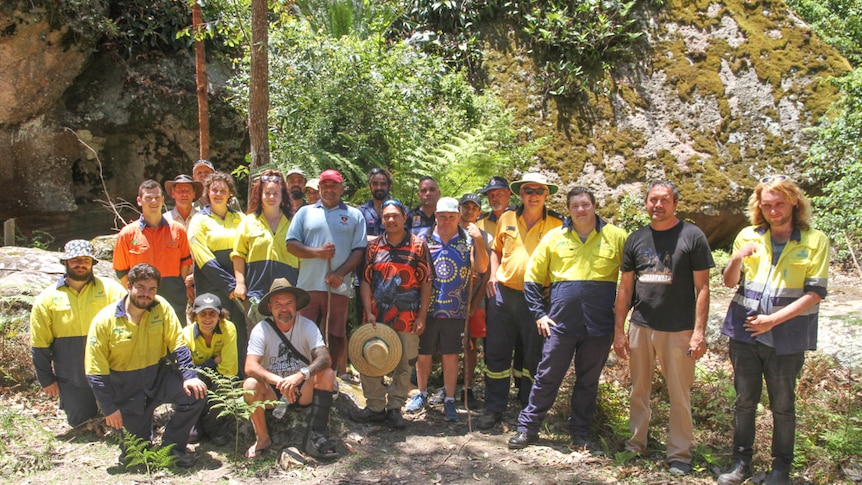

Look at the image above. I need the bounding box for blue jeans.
[729,339,804,472]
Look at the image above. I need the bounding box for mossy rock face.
[483,0,849,247]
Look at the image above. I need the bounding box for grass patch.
[0,408,58,476]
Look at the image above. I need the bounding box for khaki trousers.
[359,331,419,412]
[625,323,695,463]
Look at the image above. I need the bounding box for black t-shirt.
[622,221,715,332]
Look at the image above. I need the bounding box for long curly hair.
[748,177,811,231]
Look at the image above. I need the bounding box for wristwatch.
[299,367,311,380]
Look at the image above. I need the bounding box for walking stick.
[325,258,332,348]
[463,243,475,432]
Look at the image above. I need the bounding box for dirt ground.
[4,278,861,485]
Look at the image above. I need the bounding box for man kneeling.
[242,278,338,460]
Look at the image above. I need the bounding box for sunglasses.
[382,199,404,209]
[521,187,547,195]
[260,174,283,183]
[760,175,788,184]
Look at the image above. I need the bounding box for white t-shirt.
[247,315,325,377]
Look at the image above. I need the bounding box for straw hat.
[165,174,204,200]
[348,323,402,377]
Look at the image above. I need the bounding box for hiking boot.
[476,410,502,430]
[405,393,427,413]
[717,461,751,485]
[387,409,406,429]
[349,407,387,423]
[668,460,691,476]
[170,448,195,468]
[443,400,458,422]
[508,432,538,449]
[764,469,791,485]
[428,387,446,405]
[461,388,481,409]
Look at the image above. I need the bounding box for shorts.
[468,308,486,339]
[299,291,349,337]
[419,317,465,355]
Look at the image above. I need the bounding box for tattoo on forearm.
[308,346,332,375]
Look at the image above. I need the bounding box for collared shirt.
[722,225,829,355]
[476,206,515,239]
[188,206,243,297]
[113,215,192,278]
[358,200,385,237]
[30,275,126,388]
[419,227,473,319]
[286,200,367,295]
[231,211,299,298]
[524,216,627,337]
[493,207,564,291]
[409,206,436,234]
[85,295,194,416]
[364,232,434,332]
[164,206,198,230]
[183,319,238,377]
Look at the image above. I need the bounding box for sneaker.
[461,388,481,409]
[405,393,427,413]
[428,387,446,405]
[443,400,458,422]
[668,460,691,476]
[170,448,195,468]
[387,409,406,429]
[349,407,387,423]
[476,410,502,430]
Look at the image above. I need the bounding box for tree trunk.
[193,1,209,161]
[249,0,270,188]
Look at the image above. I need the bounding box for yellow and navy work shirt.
[492,207,564,291]
[230,211,299,299]
[183,319,238,377]
[524,216,627,337]
[30,275,126,388]
[188,206,243,297]
[722,226,829,355]
[85,295,195,416]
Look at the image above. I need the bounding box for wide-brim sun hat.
[258,278,311,316]
[509,172,559,195]
[59,239,99,264]
[348,323,402,377]
[165,174,204,200]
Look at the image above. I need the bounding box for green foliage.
[786,0,862,66]
[0,409,56,475]
[710,249,731,285]
[292,0,399,39]
[0,294,33,387]
[120,430,175,476]
[613,192,649,233]
[226,14,520,196]
[104,0,194,59]
[15,229,55,250]
[194,367,276,457]
[805,67,862,265]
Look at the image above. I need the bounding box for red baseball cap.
[319,169,343,183]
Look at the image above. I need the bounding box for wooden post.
[4,218,15,246]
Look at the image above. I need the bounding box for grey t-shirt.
[246,315,325,377]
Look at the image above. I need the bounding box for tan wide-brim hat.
[258,278,311,316]
[348,323,402,377]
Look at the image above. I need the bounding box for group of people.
[29,162,827,484]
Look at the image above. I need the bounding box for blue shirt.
[286,200,367,295]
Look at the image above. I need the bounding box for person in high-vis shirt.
[508,187,627,450]
[85,264,207,468]
[183,293,238,446]
[30,240,126,427]
[479,172,564,431]
[232,169,300,323]
[188,172,247,372]
[717,177,829,485]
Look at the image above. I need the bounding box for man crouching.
[242,278,338,460]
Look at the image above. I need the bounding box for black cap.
[459,193,481,207]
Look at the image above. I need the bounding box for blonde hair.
[748,178,811,231]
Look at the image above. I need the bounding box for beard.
[274,309,296,325]
[66,268,93,282]
[129,294,154,310]
[372,189,389,201]
[290,189,304,200]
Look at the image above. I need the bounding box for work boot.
[349,407,387,423]
[387,408,406,429]
[764,469,791,485]
[507,432,538,449]
[717,461,752,485]
[476,410,502,430]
